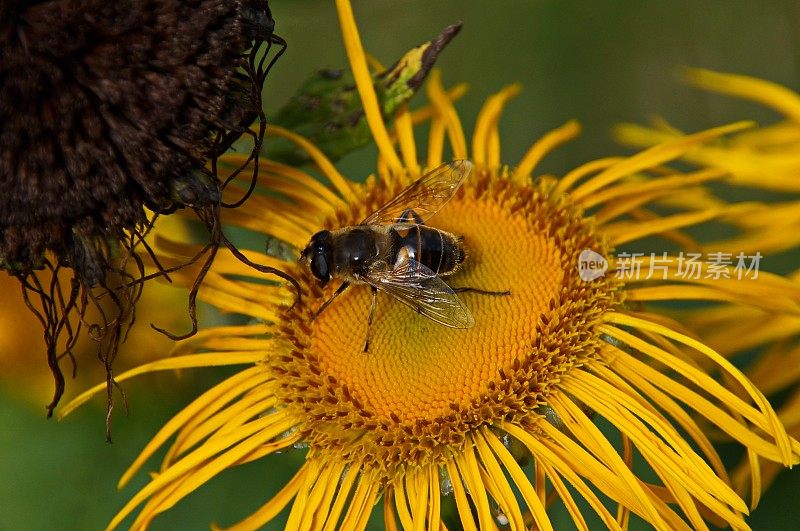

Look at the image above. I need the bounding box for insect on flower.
[300,160,510,351]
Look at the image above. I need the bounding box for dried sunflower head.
[0,0,285,420]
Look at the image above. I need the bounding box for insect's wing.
[364,258,475,329]
[361,160,472,225]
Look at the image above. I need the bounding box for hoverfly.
[300,160,509,351]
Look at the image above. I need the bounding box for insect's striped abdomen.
[391,225,464,275]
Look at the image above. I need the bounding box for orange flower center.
[273,168,619,475]
[311,194,564,422]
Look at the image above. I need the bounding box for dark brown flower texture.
[0,0,266,275]
[0,0,285,426]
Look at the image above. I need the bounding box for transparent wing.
[362,160,472,225]
[363,258,475,329]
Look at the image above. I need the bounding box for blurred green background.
[2,1,799,529]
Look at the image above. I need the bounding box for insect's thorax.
[330,226,386,280]
[388,224,465,275]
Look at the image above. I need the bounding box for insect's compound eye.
[310,253,330,284]
[304,230,333,285]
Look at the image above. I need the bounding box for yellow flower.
[684,296,800,507]
[615,68,800,506]
[615,67,800,255]
[64,5,800,530]
[0,271,188,405]
[0,215,191,408]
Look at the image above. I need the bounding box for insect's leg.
[363,286,378,353]
[453,287,512,296]
[398,209,425,225]
[311,281,350,321]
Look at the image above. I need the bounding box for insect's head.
[300,230,334,286]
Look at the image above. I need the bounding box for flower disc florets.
[275,167,621,478]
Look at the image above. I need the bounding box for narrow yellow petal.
[395,103,420,178]
[411,83,469,124]
[215,465,307,531]
[410,469,428,531]
[155,236,288,276]
[615,121,800,193]
[617,434,633,530]
[621,207,701,249]
[515,120,582,183]
[594,190,680,226]
[480,427,552,531]
[217,208,312,249]
[563,371,748,518]
[393,475,415,531]
[308,462,347,531]
[592,362,730,484]
[605,203,757,246]
[616,255,800,308]
[426,70,468,160]
[602,312,793,463]
[267,124,355,201]
[487,126,501,168]
[455,441,497,530]
[59,353,263,419]
[554,157,621,195]
[108,413,294,530]
[427,117,446,169]
[534,460,546,507]
[570,121,755,201]
[322,466,358,531]
[196,283,280,321]
[285,460,324,531]
[339,473,380,531]
[426,466,441,531]
[681,67,800,124]
[444,459,477,531]
[540,459,589,531]
[500,422,622,530]
[658,473,710,531]
[547,393,670,529]
[383,488,399,531]
[258,159,346,208]
[746,448,762,510]
[364,52,385,73]
[335,0,402,172]
[625,286,800,315]
[164,385,276,468]
[163,324,269,355]
[603,328,795,462]
[472,84,521,166]
[245,174,336,215]
[579,167,727,209]
[199,391,278,448]
[233,430,301,467]
[117,366,267,488]
[474,433,525,530]
[148,418,299,524]
[129,471,188,530]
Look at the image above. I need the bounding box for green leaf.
[267,23,462,165]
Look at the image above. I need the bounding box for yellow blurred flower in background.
[617,69,800,508]
[616,68,800,254]
[0,217,191,410]
[63,5,800,531]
